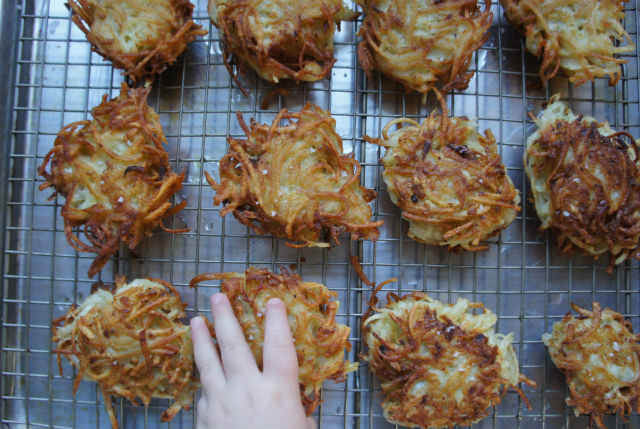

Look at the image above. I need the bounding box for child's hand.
[190,293,315,429]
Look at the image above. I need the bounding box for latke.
[207,103,382,247]
[500,0,635,86]
[357,0,492,94]
[524,95,640,271]
[209,0,356,86]
[38,83,186,278]
[68,0,206,82]
[190,267,358,414]
[53,277,199,429]
[362,288,532,428]
[369,99,520,251]
[542,302,640,428]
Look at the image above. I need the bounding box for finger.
[190,316,225,391]
[210,293,259,377]
[263,298,298,380]
[196,394,209,429]
[306,417,317,429]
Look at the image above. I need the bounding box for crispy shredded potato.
[209,0,357,86]
[362,284,534,428]
[38,83,186,278]
[207,103,382,247]
[53,277,199,429]
[356,0,492,94]
[542,303,640,429]
[190,267,358,414]
[367,97,520,251]
[68,0,206,82]
[500,0,634,86]
[524,95,640,272]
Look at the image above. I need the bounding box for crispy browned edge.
[527,110,640,272]
[52,276,201,429]
[549,302,640,429]
[365,93,520,251]
[68,0,207,82]
[358,273,535,428]
[356,0,493,94]
[190,267,355,414]
[38,83,187,278]
[205,103,382,247]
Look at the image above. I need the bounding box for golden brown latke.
[500,0,634,86]
[362,284,534,428]
[38,83,186,278]
[207,103,382,247]
[53,276,200,429]
[209,0,357,87]
[357,0,492,94]
[367,97,520,251]
[524,95,640,272]
[542,303,640,429]
[68,0,206,82]
[190,267,358,414]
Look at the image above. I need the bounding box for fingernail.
[266,297,282,307]
[190,316,203,328]
[211,293,225,306]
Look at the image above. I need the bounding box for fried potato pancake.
[357,0,492,94]
[209,0,356,85]
[207,103,382,247]
[524,95,640,272]
[68,0,206,82]
[38,83,186,278]
[542,303,640,428]
[368,99,520,251]
[362,287,532,428]
[190,267,358,414]
[53,277,199,429]
[500,0,634,86]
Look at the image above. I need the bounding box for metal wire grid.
[2,0,640,428]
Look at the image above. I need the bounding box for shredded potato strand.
[356,0,492,94]
[501,0,634,86]
[38,83,186,278]
[190,267,358,415]
[542,302,640,428]
[375,96,520,251]
[52,277,199,429]
[209,103,381,247]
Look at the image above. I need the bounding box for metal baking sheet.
[2,0,640,428]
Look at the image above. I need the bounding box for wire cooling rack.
[2,0,640,428]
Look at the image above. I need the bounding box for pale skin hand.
[190,293,316,429]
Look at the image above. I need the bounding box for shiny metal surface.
[1,0,640,428]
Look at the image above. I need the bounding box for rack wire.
[1,0,639,428]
